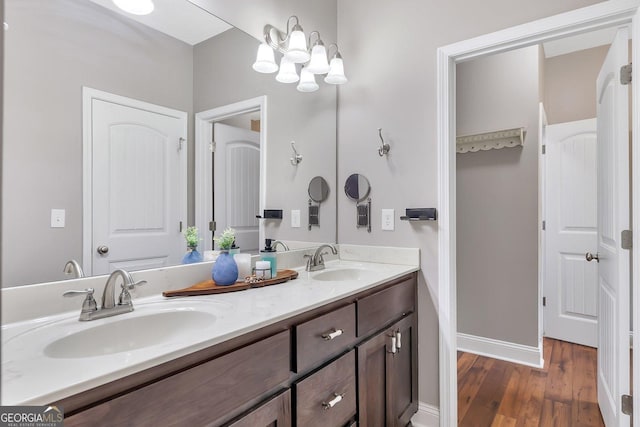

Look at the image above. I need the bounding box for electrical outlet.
[291,210,301,228]
[51,209,65,228]
[381,209,394,231]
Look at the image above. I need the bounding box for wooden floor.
[458,338,604,427]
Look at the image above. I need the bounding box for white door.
[544,119,598,347]
[595,28,631,427]
[89,95,187,275]
[213,123,260,252]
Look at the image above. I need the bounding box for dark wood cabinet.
[294,350,357,427]
[60,273,418,427]
[357,313,418,427]
[226,390,291,427]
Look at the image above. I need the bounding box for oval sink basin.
[43,310,216,359]
[312,268,374,282]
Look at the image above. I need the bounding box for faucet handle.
[317,251,329,264]
[118,280,146,306]
[121,280,147,291]
[304,254,313,269]
[63,288,98,313]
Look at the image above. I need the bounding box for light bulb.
[306,43,330,74]
[297,67,319,92]
[276,57,299,83]
[112,0,155,15]
[324,56,348,84]
[286,30,310,63]
[252,43,278,74]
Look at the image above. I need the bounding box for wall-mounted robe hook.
[377,128,390,157]
[290,141,302,166]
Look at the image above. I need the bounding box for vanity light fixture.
[112,0,155,16]
[252,16,347,92]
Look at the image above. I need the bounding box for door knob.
[585,252,599,263]
[97,245,109,255]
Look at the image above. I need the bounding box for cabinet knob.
[322,393,344,410]
[321,328,344,340]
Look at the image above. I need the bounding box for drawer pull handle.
[388,336,397,354]
[322,328,344,340]
[396,331,402,351]
[322,393,345,409]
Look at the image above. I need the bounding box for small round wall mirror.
[308,176,330,203]
[344,173,371,202]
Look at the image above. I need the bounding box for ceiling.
[88,0,232,45]
[542,27,618,58]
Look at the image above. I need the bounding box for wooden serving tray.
[162,269,299,297]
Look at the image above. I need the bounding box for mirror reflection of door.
[212,122,260,253]
[85,88,188,276]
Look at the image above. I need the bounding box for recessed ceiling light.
[112,0,155,16]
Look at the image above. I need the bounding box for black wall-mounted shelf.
[400,208,437,221]
[256,209,283,220]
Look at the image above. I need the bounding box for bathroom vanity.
[62,273,417,426]
[1,246,420,426]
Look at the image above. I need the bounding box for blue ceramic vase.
[182,246,203,264]
[212,251,238,285]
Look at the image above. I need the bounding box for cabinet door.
[389,314,418,426]
[357,326,393,427]
[357,314,417,427]
[227,389,291,427]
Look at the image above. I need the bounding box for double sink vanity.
[2,245,419,426]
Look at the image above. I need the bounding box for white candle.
[255,260,272,279]
[234,253,252,279]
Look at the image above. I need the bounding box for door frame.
[194,96,267,251]
[436,1,640,425]
[81,87,188,276]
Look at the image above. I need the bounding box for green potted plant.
[212,227,238,285]
[182,226,203,264]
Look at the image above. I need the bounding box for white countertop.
[2,257,418,406]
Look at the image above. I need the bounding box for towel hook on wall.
[377,128,390,157]
[290,141,303,166]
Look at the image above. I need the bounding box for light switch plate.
[381,209,394,231]
[51,209,65,228]
[291,210,301,228]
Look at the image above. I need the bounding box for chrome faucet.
[272,240,290,251]
[63,259,85,278]
[304,244,338,272]
[63,269,146,321]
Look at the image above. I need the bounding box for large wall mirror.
[2,0,338,287]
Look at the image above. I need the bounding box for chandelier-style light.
[252,16,347,92]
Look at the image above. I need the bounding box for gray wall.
[193,27,337,245]
[336,0,603,408]
[543,45,609,124]
[456,46,540,347]
[2,0,194,287]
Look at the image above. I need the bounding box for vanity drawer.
[65,330,290,427]
[295,350,357,427]
[295,303,356,373]
[357,276,415,337]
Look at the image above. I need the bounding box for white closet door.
[544,118,598,348]
[91,99,186,275]
[213,123,260,253]
[595,27,631,427]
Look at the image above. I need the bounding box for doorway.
[194,96,267,254]
[437,3,639,426]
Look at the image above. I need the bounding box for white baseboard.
[411,402,439,427]
[457,332,543,368]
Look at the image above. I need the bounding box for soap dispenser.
[260,239,277,278]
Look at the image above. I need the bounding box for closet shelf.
[456,127,525,154]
